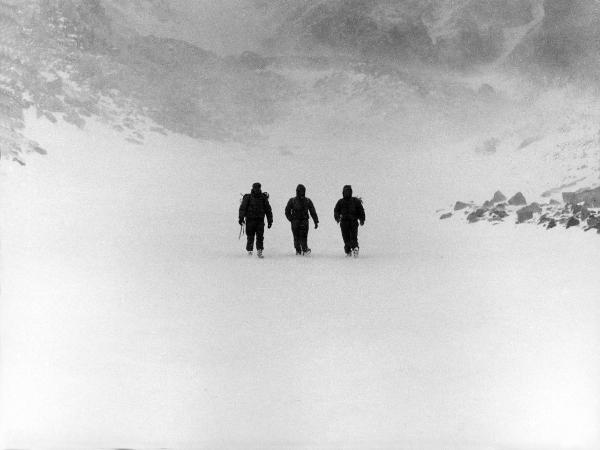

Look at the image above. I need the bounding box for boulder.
[547,219,557,229]
[483,200,494,208]
[440,212,452,220]
[467,208,487,223]
[566,216,580,229]
[585,215,600,230]
[562,186,600,208]
[580,206,590,221]
[454,201,470,211]
[538,214,550,224]
[516,208,534,223]
[508,192,527,205]
[516,203,542,223]
[491,209,509,219]
[491,190,506,203]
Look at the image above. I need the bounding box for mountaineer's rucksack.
[240,191,270,219]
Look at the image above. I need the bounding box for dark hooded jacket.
[334,185,365,223]
[285,184,318,224]
[240,183,273,224]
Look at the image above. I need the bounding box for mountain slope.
[1,101,599,450]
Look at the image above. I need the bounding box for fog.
[2,1,600,450]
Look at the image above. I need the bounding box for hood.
[296,184,306,198]
[251,182,262,196]
[343,185,352,199]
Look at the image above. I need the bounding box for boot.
[257,249,264,259]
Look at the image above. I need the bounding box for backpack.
[241,191,269,218]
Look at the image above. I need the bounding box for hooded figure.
[285,184,319,255]
[239,182,273,258]
[334,185,365,257]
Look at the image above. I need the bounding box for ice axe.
[238,222,245,240]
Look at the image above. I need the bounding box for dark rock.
[454,201,470,211]
[467,209,487,223]
[440,213,452,220]
[491,190,506,203]
[585,215,600,230]
[44,112,57,123]
[516,203,542,223]
[508,192,527,205]
[483,200,494,208]
[566,216,580,229]
[491,209,509,219]
[518,136,541,150]
[547,219,557,229]
[562,186,600,208]
[516,208,534,223]
[63,111,85,129]
[549,199,561,205]
[580,206,590,221]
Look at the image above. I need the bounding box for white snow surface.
[1,108,599,450]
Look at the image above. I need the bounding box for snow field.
[1,110,599,449]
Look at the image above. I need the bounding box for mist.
[2,2,600,450]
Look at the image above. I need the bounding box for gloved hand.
[238,219,244,226]
[314,223,319,229]
[336,219,340,224]
[268,222,272,229]
[360,220,365,226]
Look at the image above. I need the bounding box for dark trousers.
[340,220,359,254]
[245,219,265,251]
[291,220,309,252]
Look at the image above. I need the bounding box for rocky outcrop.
[562,186,600,208]
[507,0,600,77]
[440,187,600,234]
[0,1,47,165]
[508,192,527,206]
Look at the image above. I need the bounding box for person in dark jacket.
[334,185,365,257]
[239,182,273,258]
[285,184,319,255]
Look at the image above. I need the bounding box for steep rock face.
[267,0,436,60]
[264,0,543,67]
[429,0,538,67]
[508,0,600,75]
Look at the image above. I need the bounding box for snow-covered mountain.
[259,0,543,66]
[258,0,600,77]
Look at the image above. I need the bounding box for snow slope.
[1,105,599,450]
